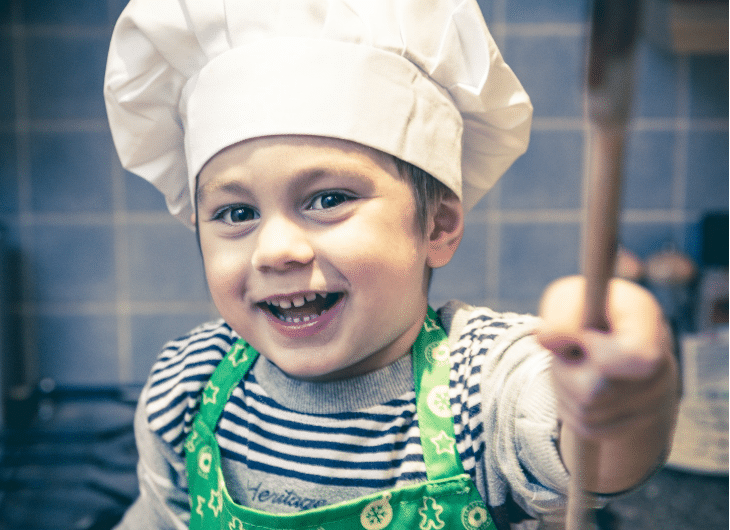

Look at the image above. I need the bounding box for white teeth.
[266,292,334,322]
[267,293,322,308]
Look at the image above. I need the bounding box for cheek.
[201,240,250,297]
[323,221,426,289]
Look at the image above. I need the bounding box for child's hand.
[536,275,680,493]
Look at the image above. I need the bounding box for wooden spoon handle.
[566,125,627,530]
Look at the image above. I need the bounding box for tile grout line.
[483,0,508,311]
[578,83,592,276]
[8,116,724,134]
[11,2,39,387]
[672,56,691,248]
[107,0,133,384]
[12,300,217,317]
[12,24,111,39]
[12,210,179,227]
[112,160,133,384]
[468,207,688,225]
[505,22,586,37]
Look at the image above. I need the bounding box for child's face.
[195,135,435,381]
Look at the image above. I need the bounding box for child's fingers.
[547,341,678,438]
[537,275,672,381]
[596,280,673,380]
[535,329,588,363]
[582,330,665,381]
[556,375,678,439]
[536,330,609,407]
[537,275,679,438]
[537,327,664,383]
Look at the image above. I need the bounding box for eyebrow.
[197,166,373,206]
[196,179,252,206]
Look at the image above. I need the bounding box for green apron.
[185,308,497,530]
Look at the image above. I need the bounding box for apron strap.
[196,340,257,428]
[412,307,466,481]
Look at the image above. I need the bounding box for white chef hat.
[104,0,532,228]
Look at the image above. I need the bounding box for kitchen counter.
[601,466,728,529]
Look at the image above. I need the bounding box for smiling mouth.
[259,292,343,324]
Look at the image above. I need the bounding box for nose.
[251,214,315,272]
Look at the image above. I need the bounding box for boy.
[104,1,679,528]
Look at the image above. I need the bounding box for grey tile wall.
[1,0,216,387]
[0,0,727,386]
[432,0,729,314]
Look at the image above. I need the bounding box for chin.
[275,354,365,382]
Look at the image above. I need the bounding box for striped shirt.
[118,302,569,530]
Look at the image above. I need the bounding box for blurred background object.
[645,243,698,333]
[643,0,728,54]
[614,246,645,282]
[695,212,729,331]
[0,0,727,528]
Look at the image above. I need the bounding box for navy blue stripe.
[168,427,188,451]
[473,333,499,342]
[150,346,225,380]
[220,447,427,488]
[150,408,185,438]
[473,439,486,468]
[237,386,416,422]
[465,402,482,420]
[147,390,188,423]
[149,359,220,392]
[458,437,475,462]
[159,327,234,357]
[148,384,206,429]
[150,352,217,380]
[222,433,426,469]
[147,371,213,410]
[452,367,468,389]
[468,314,495,324]
[470,421,484,442]
[245,383,414,422]
[220,419,420,455]
[224,407,416,440]
[225,396,416,439]
[248,439,415,470]
[151,327,235,367]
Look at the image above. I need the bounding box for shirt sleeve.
[474,316,571,519]
[113,383,191,530]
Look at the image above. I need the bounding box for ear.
[426,191,464,268]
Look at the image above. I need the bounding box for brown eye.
[214,205,259,224]
[229,206,257,222]
[310,192,352,210]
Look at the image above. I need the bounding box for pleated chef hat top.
[104,0,533,228]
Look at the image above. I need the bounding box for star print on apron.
[185,307,497,530]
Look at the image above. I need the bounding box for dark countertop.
[600,467,728,529]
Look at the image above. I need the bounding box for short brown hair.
[393,158,452,237]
